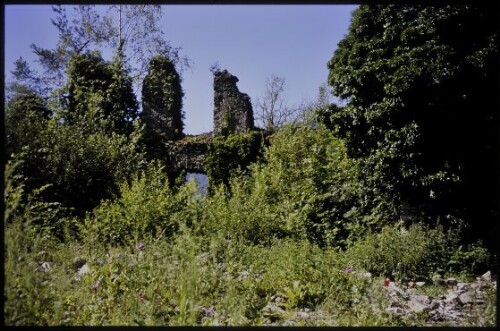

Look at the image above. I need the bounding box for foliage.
[60,52,139,135]
[82,162,201,245]
[325,4,499,246]
[6,57,49,98]
[29,5,189,91]
[205,131,266,193]
[203,124,379,247]
[141,55,184,152]
[347,222,492,282]
[4,91,50,160]
[10,118,145,218]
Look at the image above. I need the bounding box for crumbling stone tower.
[142,56,184,155]
[213,69,254,135]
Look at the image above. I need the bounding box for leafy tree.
[30,5,188,92]
[4,92,50,160]
[325,4,498,245]
[59,52,138,135]
[10,118,145,219]
[31,5,115,89]
[141,55,184,155]
[6,57,49,99]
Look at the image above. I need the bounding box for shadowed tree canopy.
[60,52,139,135]
[325,3,498,246]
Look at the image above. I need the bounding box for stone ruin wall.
[213,69,254,135]
[159,69,256,173]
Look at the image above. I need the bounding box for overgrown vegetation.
[4,3,497,326]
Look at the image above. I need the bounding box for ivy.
[205,131,266,194]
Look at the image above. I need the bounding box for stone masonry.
[153,69,257,174]
[213,69,254,135]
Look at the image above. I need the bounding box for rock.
[456,282,468,293]
[480,271,492,282]
[262,303,285,318]
[77,263,90,278]
[408,281,415,288]
[446,278,458,286]
[238,270,250,280]
[362,272,372,278]
[385,307,404,315]
[296,311,309,319]
[458,292,473,305]
[73,257,87,270]
[415,281,426,287]
[445,292,461,305]
[408,300,430,313]
[429,300,441,310]
[37,261,51,272]
[413,294,432,304]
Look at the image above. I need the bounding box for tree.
[5,92,50,160]
[60,52,138,135]
[30,5,188,92]
[254,75,296,131]
[325,4,498,246]
[31,5,115,90]
[6,57,49,99]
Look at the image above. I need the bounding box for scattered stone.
[362,272,372,278]
[457,282,468,293]
[262,303,285,318]
[238,270,250,280]
[445,292,461,305]
[36,261,51,272]
[413,294,432,304]
[73,257,87,270]
[480,271,492,282]
[297,311,309,319]
[458,292,473,305]
[429,300,441,310]
[386,307,404,315]
[76,263,90,279]
[408,281,415,288]
[408,300,430,313]
[415,281,426,287]
[446,278,458,286]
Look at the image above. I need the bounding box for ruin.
[145,69,259,174]
[213,70,254,135]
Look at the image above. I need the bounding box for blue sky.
[5,5,357,134]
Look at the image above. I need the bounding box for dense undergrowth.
[4,125,496,326]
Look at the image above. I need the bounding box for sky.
[5,4,358,135]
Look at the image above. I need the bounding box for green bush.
[346,222,492,281]
[82,162,202,245]
[205,131,265,193]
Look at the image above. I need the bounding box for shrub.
[346,222,493,281]
[82,162,202,245]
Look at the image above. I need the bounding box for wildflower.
[202,306,215,317]
[96,258,104,266]
[383,278,391,287]
[91,281,99,291]
[344,265,353,273]
[136,242,145,250]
